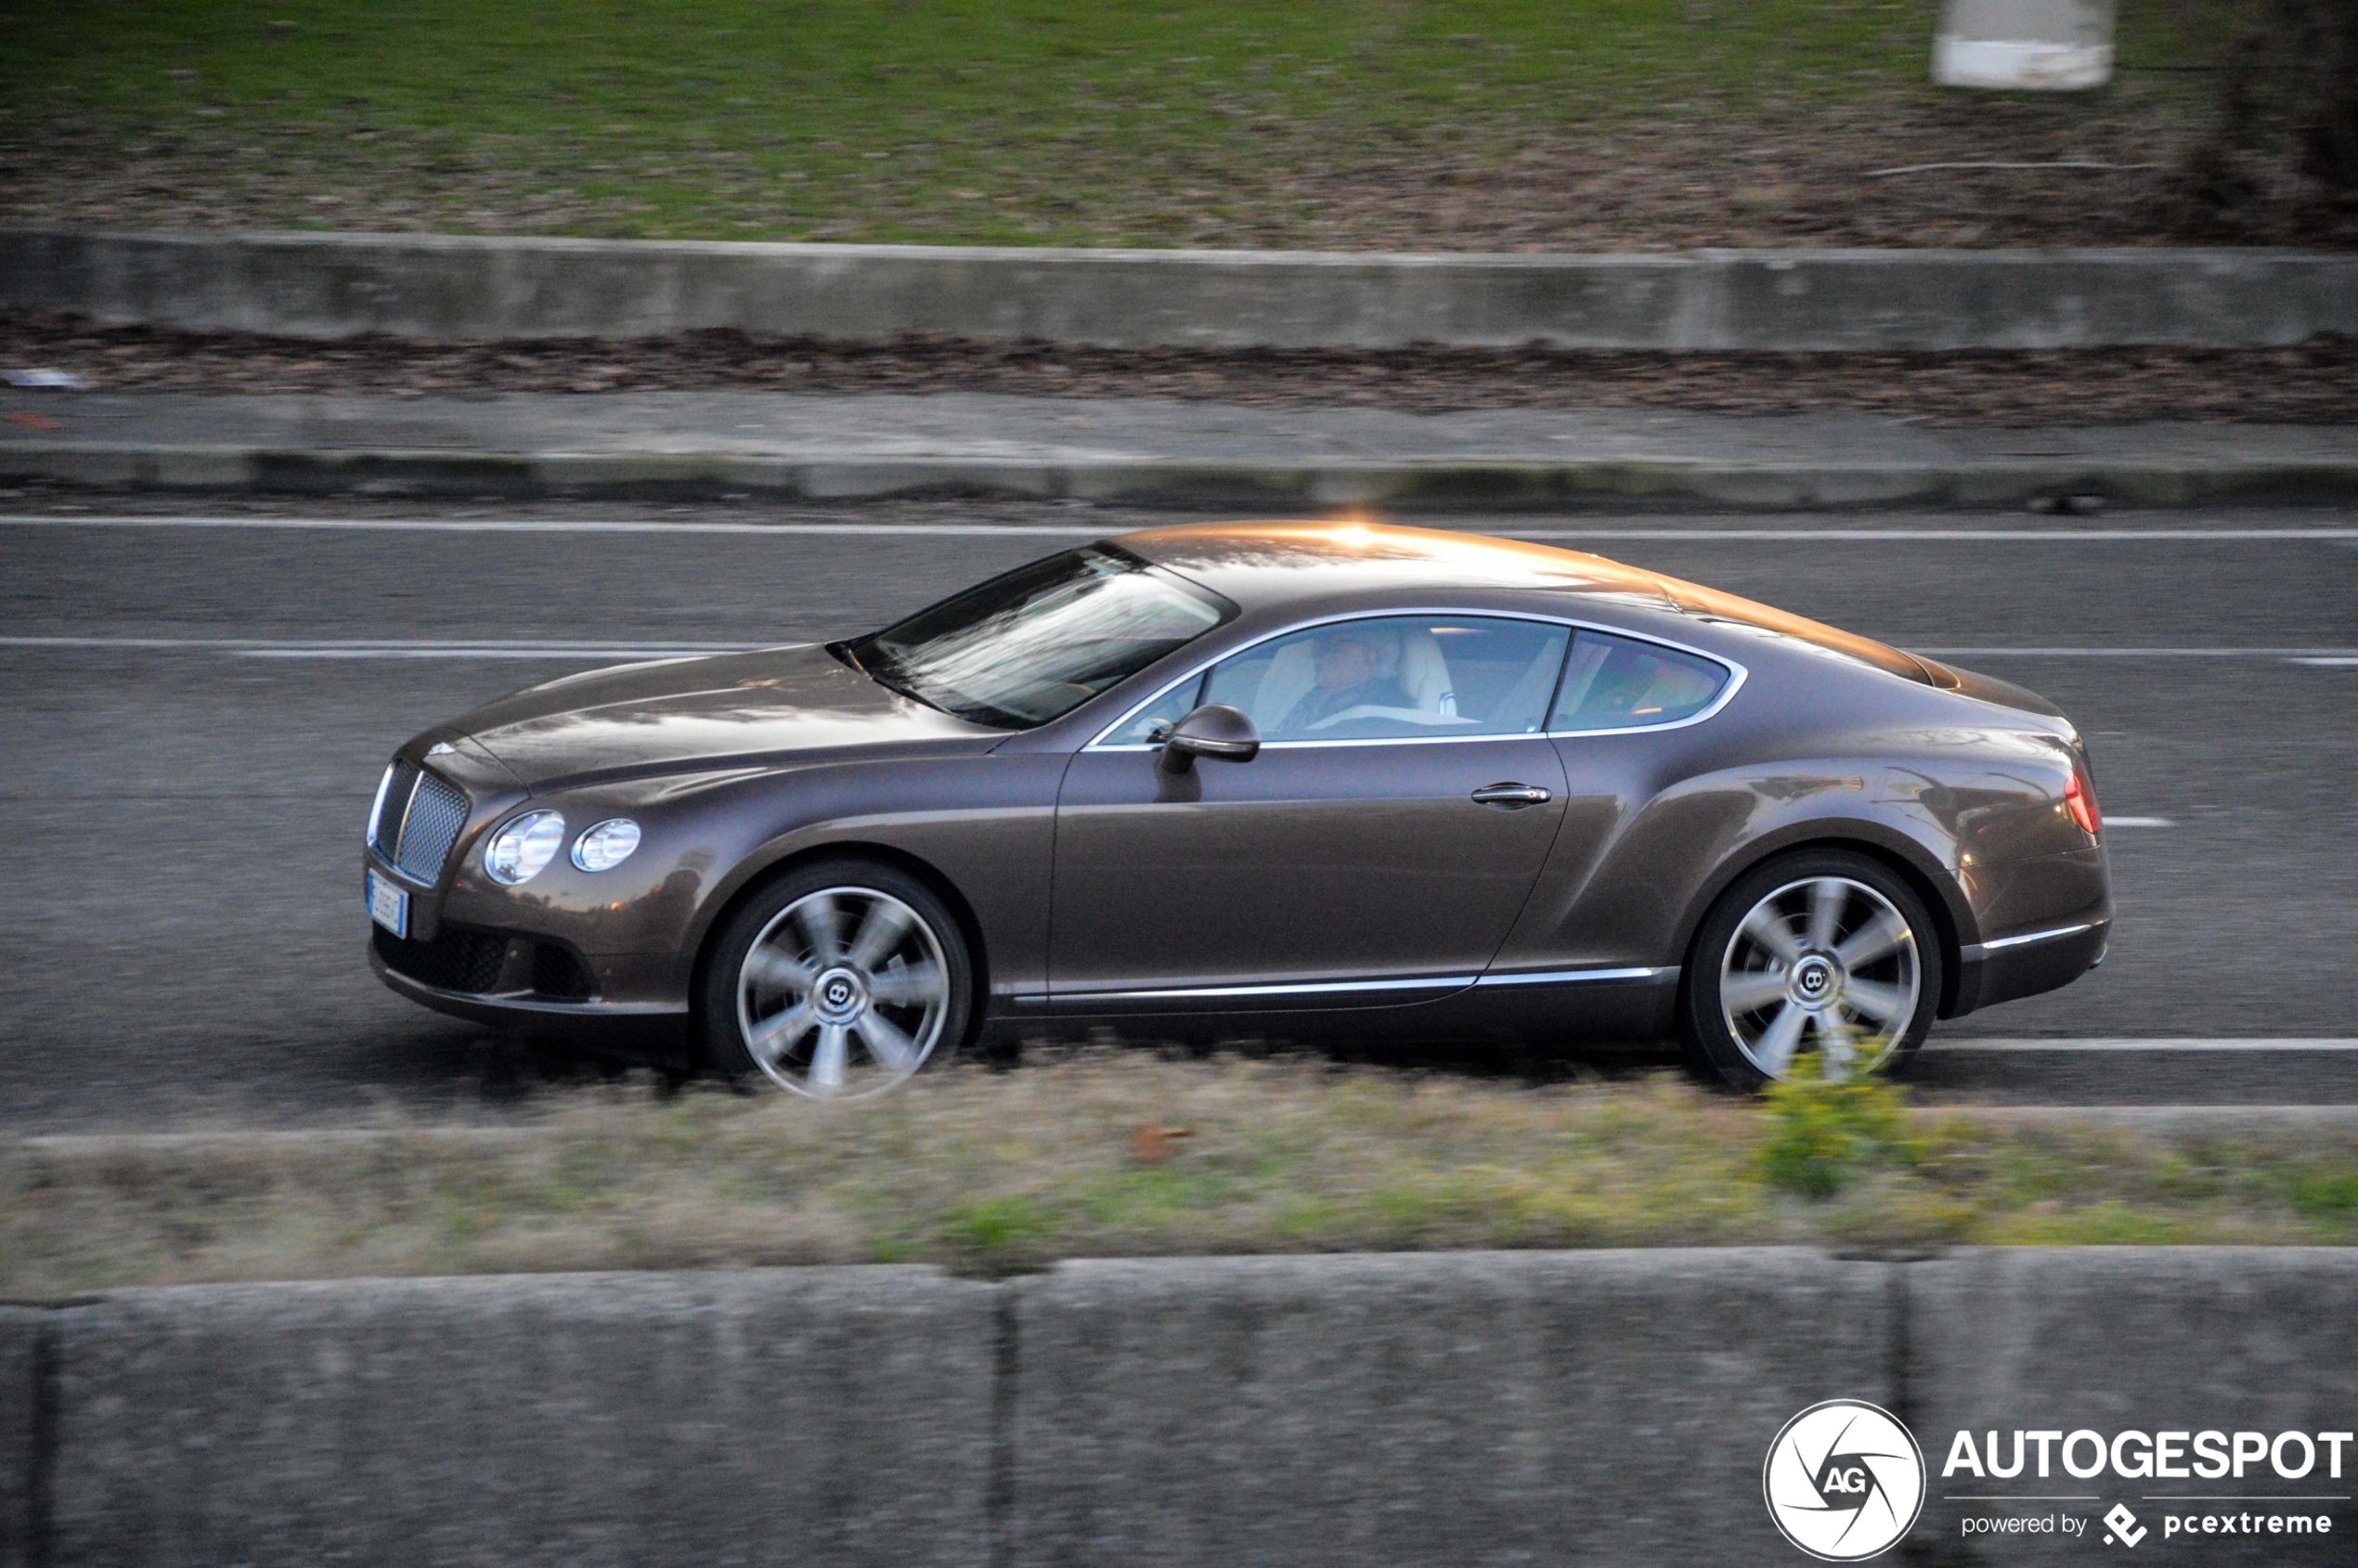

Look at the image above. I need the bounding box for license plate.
[367,871,409,938]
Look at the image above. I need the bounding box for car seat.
[1393,628,1457,718]
[1256,624,1458,732]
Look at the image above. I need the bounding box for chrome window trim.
[1959,921,2098,962]
[1084,606,1748,752]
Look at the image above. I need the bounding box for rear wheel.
[1679,849,1942,1091]
[697,860,974,1099]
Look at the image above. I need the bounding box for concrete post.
[1936,0,2117,90]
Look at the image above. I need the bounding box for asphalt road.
[4,498,2354,1130]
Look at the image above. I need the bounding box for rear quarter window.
[1549,630,1730,732]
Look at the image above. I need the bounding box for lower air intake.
[373,925,510,994]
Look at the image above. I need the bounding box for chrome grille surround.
[393,772,471,883]
[369,758,472,884]
[370,759,420,855]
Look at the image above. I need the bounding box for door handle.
[1471,783,1552,809]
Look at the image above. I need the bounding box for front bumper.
[369,927,690,1056]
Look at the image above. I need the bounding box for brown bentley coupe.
[365,522,2110,1095]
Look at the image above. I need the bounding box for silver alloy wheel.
[1718,875,1920,1081]
[735,886,952,1099]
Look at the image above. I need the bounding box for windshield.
[851,545,1234,729]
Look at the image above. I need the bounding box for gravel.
[5,315,2353,425]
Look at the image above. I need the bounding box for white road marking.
[0,513,1102,536]
[0,635,757,658]
[1500,528,2358,542]
[2293,655,2358,667]
[1927,1038,2358,1052]
[2103,816,2174,828]
[235,647,725,660]
[1921,646,2358,657]
[1945,1108,2358,1126]
[6,634,2349,667]
[2,513,2357,541]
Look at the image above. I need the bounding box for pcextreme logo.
[1764,1400,1928,1562]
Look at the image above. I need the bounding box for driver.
[1283,625,1412,730]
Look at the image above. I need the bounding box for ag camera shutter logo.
[1764,1400,1927,1562]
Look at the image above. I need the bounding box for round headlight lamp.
[571,818,641,873]
[485,810,565,885]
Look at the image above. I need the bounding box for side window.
[1201,616,1570,741]
[1548,630,1730,732]
[1103,671,1206,745]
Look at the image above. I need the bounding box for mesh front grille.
[394,772,471,883]
[374,925,511,993]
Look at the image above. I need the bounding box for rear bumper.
[1950,918,2110,1017]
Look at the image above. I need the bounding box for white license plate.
[367,871,409,938]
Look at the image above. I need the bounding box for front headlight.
[485,810,565,885]
[571,818,641,873]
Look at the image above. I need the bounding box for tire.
[1678,849,1943,1091]
[696,859,975,1099]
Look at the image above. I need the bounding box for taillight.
[2065,770,2102,836]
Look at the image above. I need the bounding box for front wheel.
[697,860,975,1099]
[1678,849,1943,1090]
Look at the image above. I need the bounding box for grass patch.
[1755,1069,1912,1199]
[0,1,2244,247]
[7,1051,2358,1296]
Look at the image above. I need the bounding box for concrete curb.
[10,441,2358,512]
[24,1104,2358,1157]
[6,228,2357,351]
[6,1249,2355,1567]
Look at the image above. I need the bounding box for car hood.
[445,643,1006,788]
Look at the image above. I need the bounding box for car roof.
[1114,520,1935,685]
[1114,520,1672,605]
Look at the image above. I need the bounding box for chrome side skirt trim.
[1057,975,1479,1003]
[1017,964,1679,1007]
[1475,965,1679,987]
[1960,922,2097,962]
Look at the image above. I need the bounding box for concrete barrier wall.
[1911,1249,2358,1564]
[4,1249,2355,1567]
[22,1271,1000,1568]
[5,228,2356,350]
[1010,1251,1892,1567]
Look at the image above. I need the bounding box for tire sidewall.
[1679,849,1944,1091]
[695,858,975,1080]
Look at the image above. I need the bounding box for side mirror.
[1158,703,1261,774]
